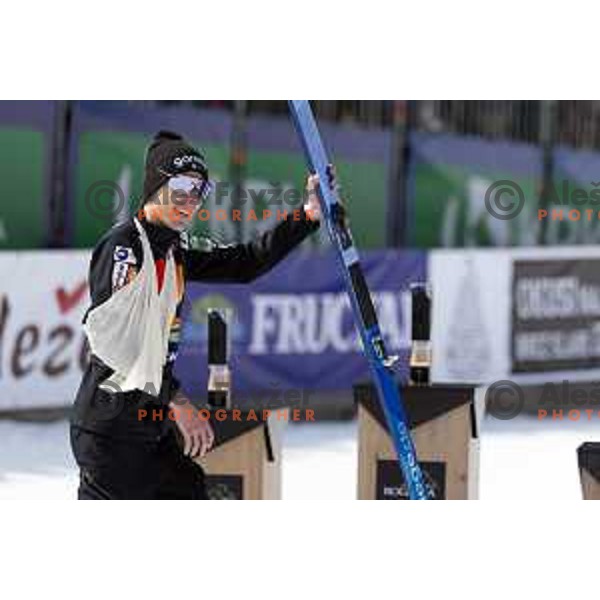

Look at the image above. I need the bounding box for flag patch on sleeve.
[112,262,137,291]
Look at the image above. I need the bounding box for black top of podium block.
[354,381,474,432]
[577,442,600,481]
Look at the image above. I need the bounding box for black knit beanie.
[140,130,209,206]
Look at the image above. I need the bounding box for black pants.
[71,427,207,500]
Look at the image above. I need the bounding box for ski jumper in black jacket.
[70,131,320,499]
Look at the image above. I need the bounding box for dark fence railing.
[412,100,542,145]
[140,100,600,152]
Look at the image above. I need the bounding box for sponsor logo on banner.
[248,291,407,355]
[512,259,600,372]
[0,252,90,410]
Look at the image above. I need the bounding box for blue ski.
[289,100,428,500]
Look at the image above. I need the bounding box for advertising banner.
[430,246,600,385]
[408,132,543,248]
[1,248,425,410]
[548,147,600,245]
[176,249,426,396]
[9,246,600,410]
[0,101,56,249]
[0,251,90,410]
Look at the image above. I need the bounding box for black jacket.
[71,209,319,440]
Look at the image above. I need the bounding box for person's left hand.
[169,394,215,459]
[304,165,345,223]
[304,173,322,221]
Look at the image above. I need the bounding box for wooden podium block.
[354,383,477,500]
[194,412,284,500]
[577,442,600,500]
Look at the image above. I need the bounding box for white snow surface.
[0,416,595,500]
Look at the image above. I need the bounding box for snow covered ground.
[0,416,596,500]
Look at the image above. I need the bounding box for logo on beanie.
[172,154,205,172]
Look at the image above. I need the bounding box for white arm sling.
[83,218,179,396]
